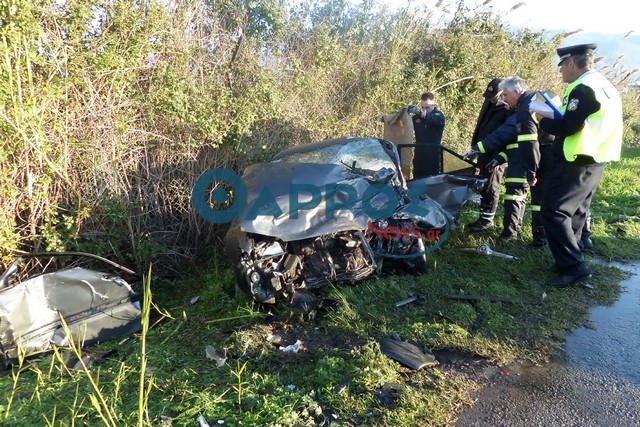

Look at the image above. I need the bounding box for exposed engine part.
[239,231,378,303]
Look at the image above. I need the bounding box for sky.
[475,0,640,34]
[380,0,640,81]
[381,0,640,34]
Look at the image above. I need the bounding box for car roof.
[272,136,382,161]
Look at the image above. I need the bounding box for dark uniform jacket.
[471,100,511,146]
[474,111,517,156]
[516,91,542,182]
[494,91,559,185]
[412,108,445,146]
[412,108,446,176]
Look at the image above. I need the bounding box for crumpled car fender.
[0,255,141,368]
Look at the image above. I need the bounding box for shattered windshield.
[273,138,398,173]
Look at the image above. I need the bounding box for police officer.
[538,43,622,287]
[463,78,512,232]
[492,76,539,242]
[411,92,446,178]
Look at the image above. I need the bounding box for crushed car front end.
[223,137,482,305]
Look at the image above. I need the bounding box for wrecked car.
[224,137,483,305]
[0,253,141,368]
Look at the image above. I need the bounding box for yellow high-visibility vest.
[561,70,622,162]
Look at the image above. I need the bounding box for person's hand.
[462,147,480,161]
[529,177,537,186]
[485,158,500,172]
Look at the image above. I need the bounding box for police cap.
[482,78,502,99]
[557,43,597,65]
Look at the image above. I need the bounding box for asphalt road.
[455,261,640,427]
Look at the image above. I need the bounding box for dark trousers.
[502,185,527,238]
[530,144,553,228]
[476,154,505,223]
[530,144,553,241]
[413,144,442,178]
[542,161,605,275]
[580,212,592,241]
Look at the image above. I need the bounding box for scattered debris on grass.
[205,345,227,367]
[395,295,419,307]
[279,340,304,353]
[378,338,438,370]
[460,244,518,260]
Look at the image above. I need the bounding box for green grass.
[1,149,639,426]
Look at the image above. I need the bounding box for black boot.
[466,218,494,232]
[466,204,496,232]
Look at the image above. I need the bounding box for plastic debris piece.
[241,338,252,357]
[205,345,227,367]
[287,384,297,390]
[279,339,303,353]
[334,378,352,394]
[197,416,211,427]
[500,371,510,376]
[395,295,419,307]
[378,338,438,370]
[189,296,201,305]
[217,421,225,425]
[266,333,282,344]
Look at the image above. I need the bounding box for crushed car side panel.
[0,267,141,366]
[407,174,484,221]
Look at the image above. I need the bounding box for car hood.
[236,161,447,241]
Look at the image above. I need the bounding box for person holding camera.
[409,92,446,178]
